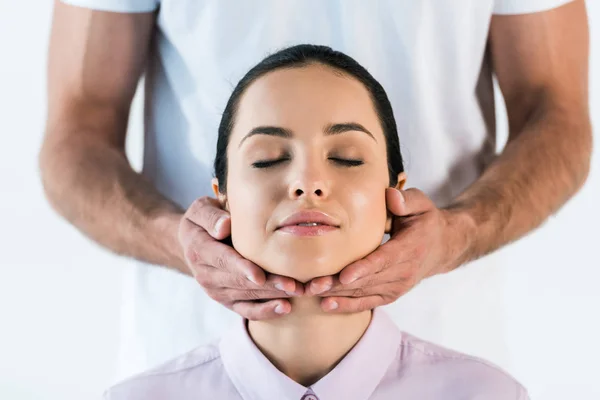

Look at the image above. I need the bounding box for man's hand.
[178,197,304,320]
[306,188,475,313]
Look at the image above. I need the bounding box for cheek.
[225,170,278,257]
[344,179,388,236]
[227,183,263,229]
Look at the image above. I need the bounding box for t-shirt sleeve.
[60,0,159,13]
[493,0,573,15]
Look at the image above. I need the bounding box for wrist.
[153,209,190,275]
[442,202,480,272]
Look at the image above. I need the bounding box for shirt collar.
[219,308,402,400]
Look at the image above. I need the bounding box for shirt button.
[302,395,318,400]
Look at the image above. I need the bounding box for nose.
[288,164,330,200]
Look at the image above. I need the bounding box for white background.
[1,1,599,399]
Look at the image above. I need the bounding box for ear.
[384,172,408,233]
[395,172,407,190]
[211,178,229,210]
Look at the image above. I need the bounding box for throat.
[247,297,372,386]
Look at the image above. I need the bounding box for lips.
[277,210,340,229]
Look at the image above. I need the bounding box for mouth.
[276,211,340,236]
[294,222,328,227]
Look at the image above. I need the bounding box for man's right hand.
[178,197,304,320]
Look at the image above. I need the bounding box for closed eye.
[251,157,290,169]
[329,157,364,167]
[252,157,363,168]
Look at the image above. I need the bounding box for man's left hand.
[306,188,475,313]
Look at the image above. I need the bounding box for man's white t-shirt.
[62,0,572,381]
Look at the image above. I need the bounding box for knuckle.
[365,274,378,288]
[194,270,211,287]
[243,306,262,321]
[184,246,198,264]
[244,290,260,301]
[356,298,367,312]
[188,198,207,218]
[220,290,239,307]
[215,253,229,271]
[196,196,211,207]
[403,272,418,288]
[214,292,228,305]
[233,274,249,289]
[230,302,245,318]
[370,253,388,273]
[205,288,222,303]
[190,197,203,210]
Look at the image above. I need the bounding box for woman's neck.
[247,297,372,386]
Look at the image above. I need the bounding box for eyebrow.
[239,122,376,147]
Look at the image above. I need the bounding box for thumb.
[385,187,409,217]
[386,187,434,217]
[186,197,232,239]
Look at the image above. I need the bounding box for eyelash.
[251,157,364,169]
[251,158,289,169]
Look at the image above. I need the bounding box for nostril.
[295,189,303,196]
[315,189,322,196]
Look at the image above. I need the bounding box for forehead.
[232,64,381,137]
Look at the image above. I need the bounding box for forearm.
[446,104,592,264]
[39,133,190,275]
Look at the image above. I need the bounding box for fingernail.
[274,304,286,314]
[215,216,228,233]
[344,275,359,284]
[311,283,330,295]
[398,190,405,203]
[247,275,259,285]
[285,291,296,296]
[275,283,286,291]
[327,300,338,310]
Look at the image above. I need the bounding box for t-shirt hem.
[493,0,573,15]
[59,0,158,13]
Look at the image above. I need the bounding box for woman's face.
[214,64,405,282]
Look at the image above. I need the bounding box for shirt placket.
[301,390,319,400]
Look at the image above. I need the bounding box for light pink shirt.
[104,309,529,400]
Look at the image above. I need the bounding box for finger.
[385,187,409,217]
[186,196,231,239]
[388,188,434,217]
[193,263,257,290]
[182,224,266,285]
[194,266,301,297]
[266,274,305,295]
[338,243,396,285]
[321,295,386,313]
[232,299,291,321]
[220,288,298,302]
[322,281,410,299]
[305,275,334,295]
[321,271,383,295]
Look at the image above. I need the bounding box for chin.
[235,237,381,283]
[264,254,347,284]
